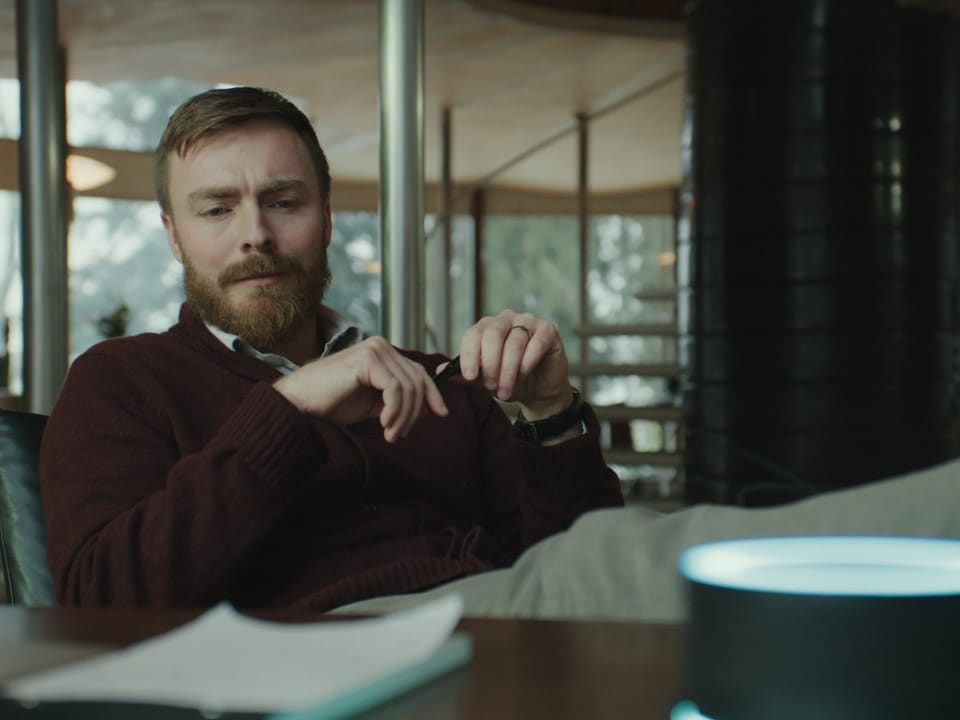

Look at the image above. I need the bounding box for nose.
[240,204,275,253]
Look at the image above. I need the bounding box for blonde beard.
[183,251,331,352]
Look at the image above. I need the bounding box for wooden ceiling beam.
[0,138,676,216]
[466,0,684,38]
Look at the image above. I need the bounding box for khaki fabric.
[334,459,960,622]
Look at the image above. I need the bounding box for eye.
[203,206,229,218]
[272,198,300,210]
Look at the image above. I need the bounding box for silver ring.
[509,325,531,337]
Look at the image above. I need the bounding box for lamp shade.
[678,536,960,720]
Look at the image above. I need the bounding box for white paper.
[0,642,106,684]
[4,594,463,714]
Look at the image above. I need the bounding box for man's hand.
[274,337,448,443]
[451,310,573,421]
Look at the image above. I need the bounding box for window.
[589,213,681,501]
[424,213,474,354]
[483,215,580,360]
[0,79,20,393]
[0,190,20,394]
[479,211,682,501]
[66,79,212,358]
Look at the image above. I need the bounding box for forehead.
[169,120,316,190]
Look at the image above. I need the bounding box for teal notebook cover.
[0,634,472,720]
[2,596,470,719]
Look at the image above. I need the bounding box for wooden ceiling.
[0,0,686,208]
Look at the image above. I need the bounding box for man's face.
[161,119,331,351]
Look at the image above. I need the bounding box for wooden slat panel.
[575,323,677,336]
[570,362,679,378]
[593,404,681,422]
[633,288,677,301]
[602,450,682,467]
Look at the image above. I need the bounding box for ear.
[162,212,184,264]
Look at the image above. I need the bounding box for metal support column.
[575,113,590,396]
[471,188,485,323]
[17,0,68,413]
[379,0,424,348]
[435,106,453,354]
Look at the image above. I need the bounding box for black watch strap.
[514,388,584,443]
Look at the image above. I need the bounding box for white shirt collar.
[205,305,362,374]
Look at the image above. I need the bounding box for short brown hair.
[154,86,331,216]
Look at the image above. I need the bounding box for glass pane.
[424,213,474,354]
[483,215,579,360]
[69,197,182,358]
[0,190,21,394]
[587,214,676,325]
[0,78,18,138]
[68,78,211,151]
[582,214,683,501]
[1,81,19,394]
[584,214,679,418]
[327,212,381,337]
[588,334,676,365]
[589,374,673,407]
[449,215,475,343]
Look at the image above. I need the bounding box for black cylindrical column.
[680,1,960,505]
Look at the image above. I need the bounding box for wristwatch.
[514,388,584,443]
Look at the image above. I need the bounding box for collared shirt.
[205,305,362,375]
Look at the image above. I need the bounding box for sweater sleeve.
[40,349,327,607]
[471,390,624,557]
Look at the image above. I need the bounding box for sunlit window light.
[66,153,116,191]
[657,250,676,267]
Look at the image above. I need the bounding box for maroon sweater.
[40,305,623,610]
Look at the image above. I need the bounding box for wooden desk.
[0,605,687,719]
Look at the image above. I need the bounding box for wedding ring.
[509,325,531,338]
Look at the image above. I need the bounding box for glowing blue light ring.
[678,536,960,597]
[670,700,716,720]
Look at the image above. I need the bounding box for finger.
[381,354,451,441]
[371,366,408,442]
[419,362,450,417]
[457,318,489,381]
[495,324,531,400]
[517,317,559,375]
[358,340,416,441]
[378,383,404,442]
[390,362,451,439]
[479,321,512,393]
[398,363,431,438]
[382,356,424,441]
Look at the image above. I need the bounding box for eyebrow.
[186,179,308,206]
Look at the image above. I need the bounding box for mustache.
[217,253,305,287]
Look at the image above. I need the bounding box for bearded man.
[39,86,624,610]
[37,87,960,621]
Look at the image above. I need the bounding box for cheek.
[282,211,327,249]
[179,229,234,271]
[180,251,227,288]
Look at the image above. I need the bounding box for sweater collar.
[204,306,360,359]
[173,304,361,381]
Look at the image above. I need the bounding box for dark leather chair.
[0,409,55,606]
